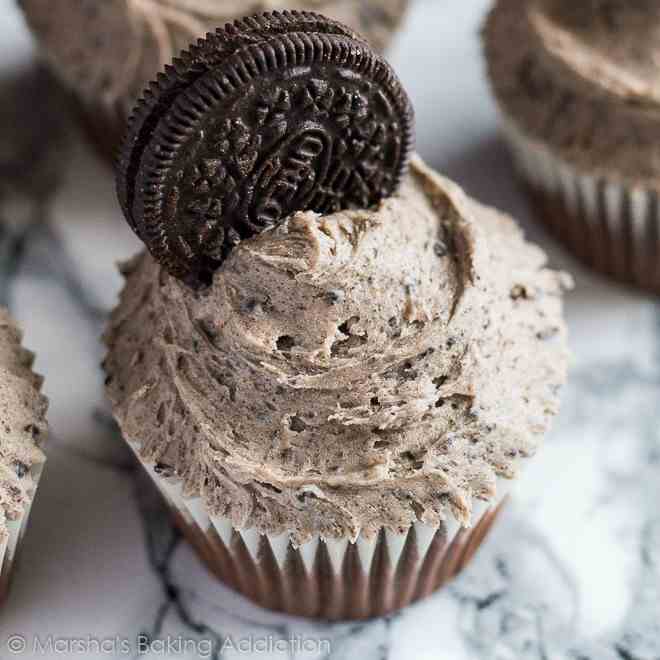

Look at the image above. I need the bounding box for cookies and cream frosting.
[0,309,47,542]
[104,157,571,544]
[484,0,660,185]
[20,0,410,117]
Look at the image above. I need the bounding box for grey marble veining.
[0,1,658,659]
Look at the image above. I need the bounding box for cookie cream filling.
[105,157,570,544]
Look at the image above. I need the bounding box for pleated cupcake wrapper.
[502,118,660,293]
[129,442,510,620]
[0,460,46,603]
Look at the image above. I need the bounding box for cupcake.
[104,13,571,620]
[19,0,410,161]
[0,308,48,603]
[484,0,660,293]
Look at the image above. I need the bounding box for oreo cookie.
[117,11,414,286]
[117,11,367,233]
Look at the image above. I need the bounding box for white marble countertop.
[0,1,658,659]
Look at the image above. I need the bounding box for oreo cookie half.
[117,11,414,286]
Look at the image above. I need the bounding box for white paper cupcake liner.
[129,441,510,620]
[501,118,660,292]
[0,460,46,602]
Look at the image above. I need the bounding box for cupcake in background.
[484,0,660,293]
[0,308,48,603]
[104,12,571,620]
[19,0,410,161]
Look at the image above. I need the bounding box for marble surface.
[0,1,659,659]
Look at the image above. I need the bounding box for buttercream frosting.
[0,309,47,542]
[105,157,570,544]
[21,0,410,119]
[484,0,660,185]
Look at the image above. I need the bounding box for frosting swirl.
[484,0,660,184]
[21,0,410,117]
[534,0,660,105]
[105,157,570,544]
[0,309,48,541]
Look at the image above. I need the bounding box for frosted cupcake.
[484,0,660,293]
[19,0,410,161]
[0,309,48,603]
[104,13,570,619]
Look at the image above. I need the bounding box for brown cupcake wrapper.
[130,442,508,621]
[502,118,660,293]
[0,461,46,605]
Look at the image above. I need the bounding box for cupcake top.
[484,0,660,186]
[107,13,570,544]
[0,309,47,542]
[20,0,409,118]
[104,157,571,544]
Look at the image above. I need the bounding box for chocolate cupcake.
[19,0,410,161]
[0,308,48,603]
[104,13,571,620]
[484,0,660,293]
